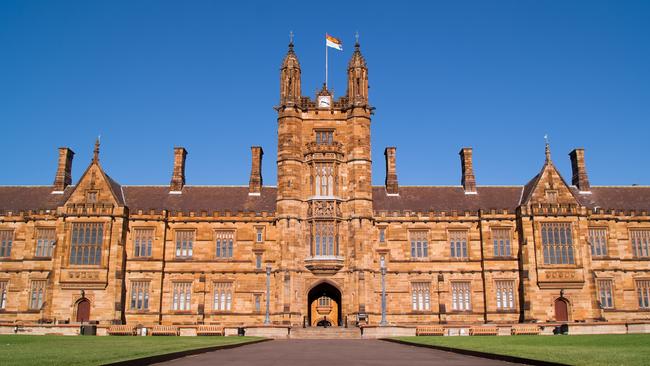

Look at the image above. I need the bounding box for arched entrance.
[76,298,91,323]
[554,297,569,322]
[308,282,341,327]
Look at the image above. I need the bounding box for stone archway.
[76,298,91,323]
[308,282,342,327]
[554,297,569,322]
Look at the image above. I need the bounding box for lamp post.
[380,256,388,326]
[264,265,271,325]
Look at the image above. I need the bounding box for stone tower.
[275,39,374,326]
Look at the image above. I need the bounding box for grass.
[0,335,263,366]
[393,334,650,366]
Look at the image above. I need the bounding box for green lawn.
[393,334,650,366]
[0,335,263,366]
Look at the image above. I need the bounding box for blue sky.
[1,0,649,187]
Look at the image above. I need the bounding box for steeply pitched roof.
[122,186,277,213]
[571,186,650,211]
[372,186,524,212]
[0,186,73,212]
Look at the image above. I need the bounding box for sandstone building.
[1,40,649,329]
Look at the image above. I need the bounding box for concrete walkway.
[154,339,518,366]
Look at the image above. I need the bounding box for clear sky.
[1,0,649,187]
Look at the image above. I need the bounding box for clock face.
[318,96,331,108]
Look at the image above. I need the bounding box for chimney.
[170,147,187,193]
[459,147,477,194]
[52,147,75,193]
[569,148,590,192]
[384,147,398,195]
[249,146,263,195]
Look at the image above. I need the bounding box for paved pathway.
[155,339,517,366]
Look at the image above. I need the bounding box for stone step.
[290,327,362,339]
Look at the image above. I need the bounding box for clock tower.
[275,38,374,325]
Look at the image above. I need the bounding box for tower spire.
[280,34,301,106]
[544,134,551,163]
[93,136,100,163]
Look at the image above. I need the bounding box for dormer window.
[315,130,333,145]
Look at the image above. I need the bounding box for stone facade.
[1,41,649,328]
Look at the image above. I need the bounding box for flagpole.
[325,33,328,88]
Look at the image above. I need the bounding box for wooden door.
[76,299,90,323]
[554,298,568,321]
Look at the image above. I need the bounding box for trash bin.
[80,324,97,336]
[237,327,246,336]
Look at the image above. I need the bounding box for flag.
[326,34,343,51]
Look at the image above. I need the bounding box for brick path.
[155,339,517,366]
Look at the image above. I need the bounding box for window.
[175,230,194,258]
[597,280,614,309]
[450,231,468,259]
[69,223,103,265]
[35,228,56,258]
[216,231,234,258]
[492,228,511,257]
[589,228,608,257]
[86,191,98,203]
[172,282,191,311]
[411,282,431,311]
[495,280,515,310]
[451,282,471,311]
[313,163,335,196]
[637,280,650,309]
[315,130,333,145]
[379,228,386,243]
[410,231,428,258]
[133,228,153,257]
[254,293,262,312]
[213,282,232,311]
[30,280,46,310]
[631,230,650,258]
[312,221,337,257]
[0,281,7,309]
[0,230,14,258]
[545,190,558,203]
[318,296,331,307]
[130,281,150,311]
[541,223,575,265]
[255,254,263,269]
[256,227,264,243]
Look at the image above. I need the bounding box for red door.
[554,298,568,322]
[76,299,90,323]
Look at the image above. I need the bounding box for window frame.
[409,230,429,259]
[495,279,516,311]
[411,282,431,312]
[314,129,334,146]
[215,230,235,259]
[69,222,104,266]
[133,228,154,258]
[174,230,195,259]
[35,227,56,258]
[311,221,338,257]
[130,280,151,311]
[0,229,14,258]
[630,229,650,258]
[491,227,512,258]
[540,222,576,265]
[449,230,469,260]
[451,281,472,312]
[171,282,192,312]
[589,227,609,258]
[212,282,233,312]
[597,279,614,309]
[0,281,7,309]
[636,279,650,309]
[29,280,47,310]
[255,226,265,243]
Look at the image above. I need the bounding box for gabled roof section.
[520,144,578,206]
[571,186,650,211]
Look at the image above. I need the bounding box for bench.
[469,326,498,336]
[197,325,224,336]
[151,325,179,336]
[511,325,540,335]
[416,326,445,336]
[107,325,136,336]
